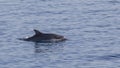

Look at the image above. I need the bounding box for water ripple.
[84,9,118,14]
[107,0,120,5]
[98,54,120,60]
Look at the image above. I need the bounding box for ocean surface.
[0,0,120,68]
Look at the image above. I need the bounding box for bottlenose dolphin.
[19,29,67,43]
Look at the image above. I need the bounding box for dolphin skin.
[19,29,67,43]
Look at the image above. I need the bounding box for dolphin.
[19,29,67,43]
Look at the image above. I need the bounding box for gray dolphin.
[19,29,67,43]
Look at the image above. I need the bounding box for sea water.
[0,0,120,68]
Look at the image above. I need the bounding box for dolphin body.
[19,29,67,43]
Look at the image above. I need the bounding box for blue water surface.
[0,0,120,68]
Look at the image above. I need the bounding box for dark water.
[0,0,120,68]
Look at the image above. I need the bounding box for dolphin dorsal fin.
[33,29,42,35]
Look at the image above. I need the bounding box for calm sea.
[0,0,120,68]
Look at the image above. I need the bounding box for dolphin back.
[17,38,27,41]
